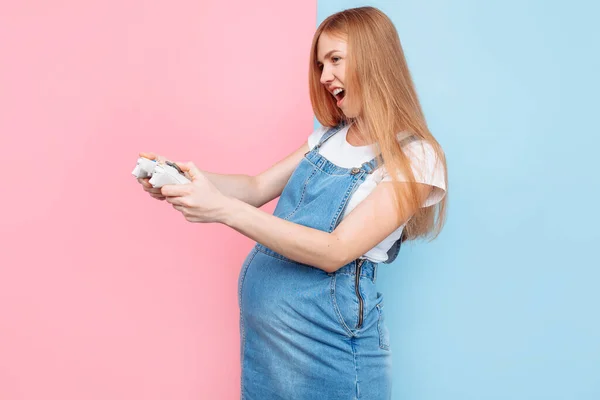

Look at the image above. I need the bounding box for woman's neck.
[346,123,373,147]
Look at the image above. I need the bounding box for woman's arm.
[201,142,309,208]
[199,172,261,206]
[220,182,432,272]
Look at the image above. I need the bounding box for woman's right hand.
[137,152,169,201]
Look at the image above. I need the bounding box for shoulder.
[378,137,447,207]
[403,138,444,173]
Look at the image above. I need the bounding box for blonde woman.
[139,6,447,399]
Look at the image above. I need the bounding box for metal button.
[351,167,361,174]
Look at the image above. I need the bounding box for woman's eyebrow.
[317,50,340,63]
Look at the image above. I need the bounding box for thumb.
[175,161,202,181]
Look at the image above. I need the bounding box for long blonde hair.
[309,6,447,241]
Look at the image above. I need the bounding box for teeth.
[333,88,344,96]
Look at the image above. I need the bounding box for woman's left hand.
[161,162,230,224]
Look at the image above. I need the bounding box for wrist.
[218,195,241,226]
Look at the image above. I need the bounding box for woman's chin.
[341,107,360,119]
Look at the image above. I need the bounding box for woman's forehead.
[317,32,347,60]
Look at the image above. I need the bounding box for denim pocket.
[376,294,390,350]
[330,273,360,337]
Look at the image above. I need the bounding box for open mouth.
[333,88,346,105]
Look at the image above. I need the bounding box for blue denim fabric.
[238,124,396,399]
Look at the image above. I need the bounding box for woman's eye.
[332,57,341,63]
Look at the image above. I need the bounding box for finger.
[139,152,157,160]
[160,185,182,198]
[164,195,184,206]
[175,162,201,181]
[137,179,162,194]
[141,183,160,193]
[172,161,192,180]
[160,184,188,197]
[156,155,170,164]
[140,182,162,195]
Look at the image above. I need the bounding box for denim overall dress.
[237,124,402,400]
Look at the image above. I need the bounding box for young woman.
[138,6,447,400]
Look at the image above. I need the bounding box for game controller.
[132,157,191,188]
[131,157,157,179]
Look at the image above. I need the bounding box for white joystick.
[132,157,191,188]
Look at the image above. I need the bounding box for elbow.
[321,241,351,273]
[321,261,342,274]
[249,175,267,208]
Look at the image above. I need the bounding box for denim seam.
[303,156,353,176]
[282,165,320,221]
[358,276,367,331]
[255,245,300,266]
[330,274,356,338]
[316,125,344,148]
[329,173,364,231]
[238,248,258,399]
[377,303,390,351]
[335,272,368,278]
[254,246,330,278]
[350,336,360,399]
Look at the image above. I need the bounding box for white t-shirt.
[308,124,446,263]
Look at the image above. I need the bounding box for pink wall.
[0,2,315,399]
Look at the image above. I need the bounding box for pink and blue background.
[1,0,598,399]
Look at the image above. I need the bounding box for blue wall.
[316,1,600,398]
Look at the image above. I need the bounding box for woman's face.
[316,32,360,118]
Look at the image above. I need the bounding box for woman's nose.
[320,67,334,85]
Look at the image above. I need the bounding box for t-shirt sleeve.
[379,140,447,208]
[307,125,328,150]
